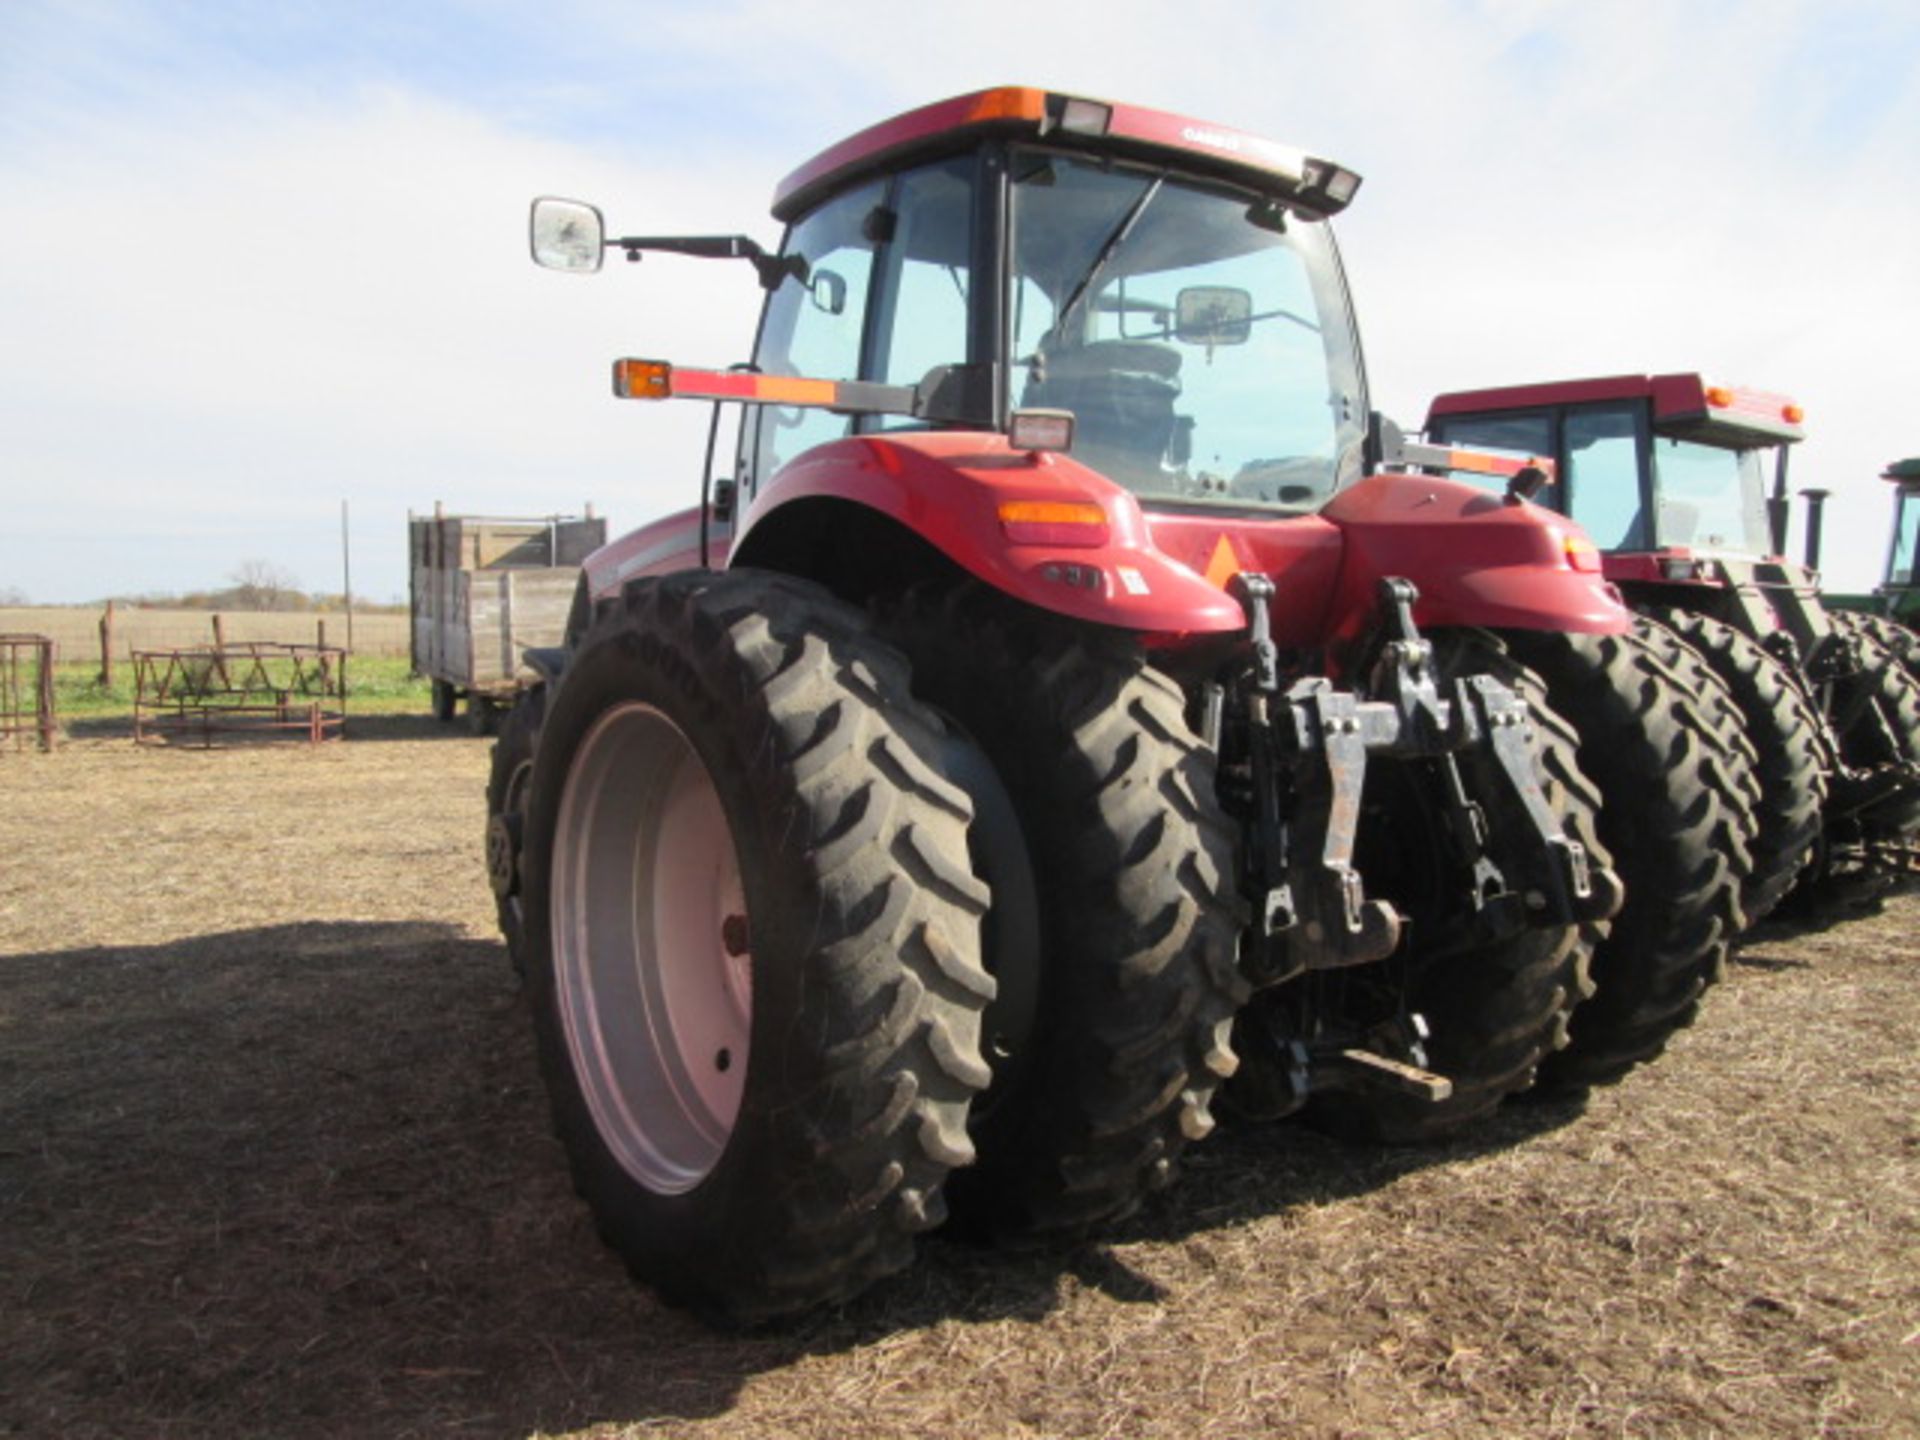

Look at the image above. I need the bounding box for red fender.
[733,432,1250,633]
[1317,472,1631,644]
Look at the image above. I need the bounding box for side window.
[1432,413,1555,501]
[872,159,973,392]
[1565,404,1649,550]
[1892,489,1918,588]
[745,180,885,485]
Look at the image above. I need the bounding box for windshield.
[1892,486,1919,588]
[1649,435,1772,555]
[1009,149,1365,510]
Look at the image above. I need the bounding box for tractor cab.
[1425,373,1804,563]
[1423,372,1838,659]
[739,98,1370,512]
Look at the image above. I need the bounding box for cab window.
[1431,413,1554,498]
[744,159,977,486]
[870,158,973,394]
[745,179,885,486]
[1565,404,1650,550]
[1888,488,1917,587]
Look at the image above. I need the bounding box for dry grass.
[2,728,1916,1439]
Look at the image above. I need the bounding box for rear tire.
[1506,621,1754,1091]
[1645,609,1826,923]
[879,585,1247,1238]
[1840,609,1920,685]
[520,570,992,1323]
[486,687,545,976]
[1827,611,1920,839]
[1302,631,1608,1142]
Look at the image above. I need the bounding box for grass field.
[1,733,1915,1439]
[40,656,434,723]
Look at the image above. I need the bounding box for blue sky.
[3,0,1917,603]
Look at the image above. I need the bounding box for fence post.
[317,617,328,649]
[99,600,115,687]
[211,613,231,688]
[39,638,57,751]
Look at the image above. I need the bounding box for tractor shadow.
[870,1090,1587,1327]
[0,918,1582,1439]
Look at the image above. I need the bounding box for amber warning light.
[998,499,1110,548]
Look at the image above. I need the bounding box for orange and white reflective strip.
[611,359,915,416]
[1441,446,1556,481]
[1394,437,1558,483]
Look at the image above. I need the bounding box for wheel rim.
[551,702,752,1194]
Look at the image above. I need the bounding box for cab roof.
[771,85,1360,223]
[1428,372,1806,445]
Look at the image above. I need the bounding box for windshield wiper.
[1048,176,1163,348]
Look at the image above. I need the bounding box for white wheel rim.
[551,702,752,1194]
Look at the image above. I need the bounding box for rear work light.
[998,499,1110,548]
[1056,97,1112,135]
[1008,408,1075,454]
[1661,555,1717,583]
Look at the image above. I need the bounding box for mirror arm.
[608,233,805,290]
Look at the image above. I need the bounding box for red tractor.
[492,88,1768,1324]
[1427,373,1920,904]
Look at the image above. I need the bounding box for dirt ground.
[3,723,1917,1439]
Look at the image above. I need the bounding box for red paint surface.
[1429,372,1805,442]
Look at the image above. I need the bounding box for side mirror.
[530,197,606,273]
[1175,286,1252,346]
[808,269,847,315]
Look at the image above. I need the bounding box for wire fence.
[0,607,411,666]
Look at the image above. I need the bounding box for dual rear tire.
[1506,621,1756,1091]
[506,572,1251,1318]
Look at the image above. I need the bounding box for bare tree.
[0,585,27,605]
[228,560,301,611]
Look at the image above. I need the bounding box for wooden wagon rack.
[1,633,57,752]
[133,642,348,746]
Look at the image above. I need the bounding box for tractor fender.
[730,432,1248,633]
[580,508,733,605]
[1318,472,1632,644]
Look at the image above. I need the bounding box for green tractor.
[1822,457,1920,677]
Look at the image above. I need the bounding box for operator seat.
[1024,340,1183,485]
